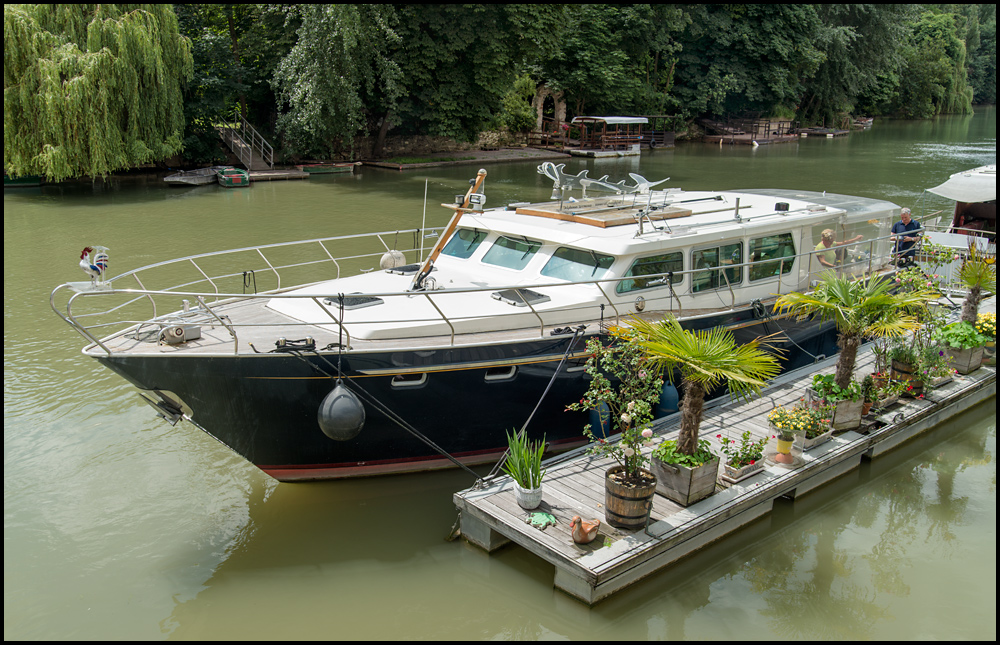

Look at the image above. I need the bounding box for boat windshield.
[540,247,614,281]
[441,228,488,259]
[481,236,542,270]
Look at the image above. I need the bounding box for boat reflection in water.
[51,163,905,481]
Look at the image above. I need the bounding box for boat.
[51,164,903,481]
[926,164,996,242]
[4,173,43,187]
[295,162,359,174]
[164,166,230,186]
[216,166,250,188]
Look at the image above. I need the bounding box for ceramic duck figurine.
[570,516,601,544]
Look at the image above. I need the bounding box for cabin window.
[441,228,487,259]
[541,247,614,281]
[482,236,542,270]
[692,243,742,293]
[749,233,796,281]
[616,252,683,293]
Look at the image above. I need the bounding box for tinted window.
[481,236,542,270]
[616,252,683,294]
[441,229,487,259]
[541,247,614,281]
[749,233,795,281]
[692,243,742,292]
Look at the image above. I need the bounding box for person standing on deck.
[891,208,921,266]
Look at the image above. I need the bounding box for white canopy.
[926,165,996,203]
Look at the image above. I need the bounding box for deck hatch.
[323,294,384,310]
[491,288,551,307]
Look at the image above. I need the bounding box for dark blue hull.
[97,309,839,481]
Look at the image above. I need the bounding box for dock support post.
[459,510,511,552]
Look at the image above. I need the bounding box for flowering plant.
[566,332,663,478]
[767,403,832,440]
[894,266,943,294]
[717,430,768,468]
[916,345,954,380]
[976,312,996,339]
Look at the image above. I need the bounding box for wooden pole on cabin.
[410,168,487,291]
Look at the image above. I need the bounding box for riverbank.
[360,145,570,170]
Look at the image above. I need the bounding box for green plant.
[501,429,546,489]
[957,242,997,325]
[977,312,996,339]
[565,331,664,479]
[652,438,715,468]
[767,403,833,440]
[811,374,863,402]
[775,272,931,389]
[625,315,781,462]
[935,321,990,350]
[716,430,768,468]
[878,379,907,398]
[916,345,954,380]
[861,374,877,402]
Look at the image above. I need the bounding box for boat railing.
[53,229,978,356]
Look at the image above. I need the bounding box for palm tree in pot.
[625,316,781,503]
[957,242,996,325]
[774,272,931,390]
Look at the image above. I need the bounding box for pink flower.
[641,428,653,439]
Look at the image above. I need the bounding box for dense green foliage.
[4,4,192,180]
[4,3,995,176]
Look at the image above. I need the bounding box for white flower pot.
[514,483,543,510]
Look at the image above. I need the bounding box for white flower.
[623,447,635,457]
[621,413,632,424]
[627,401,636,412]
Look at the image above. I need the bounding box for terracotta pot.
[862,401,873,415]
[774,437,796,464]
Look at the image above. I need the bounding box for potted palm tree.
[502,429,546,509]
[775,272,931,428]
[957,242,996,326]
[625,316,781,505]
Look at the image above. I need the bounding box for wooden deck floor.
[453,301,997,605]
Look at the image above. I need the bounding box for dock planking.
[453,299,996,605]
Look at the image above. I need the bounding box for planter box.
[943,345,984,375]
[721,460,765,484]
[807,389,863,430]
[875,393,900,409]
[651,456,720,507]
[800,428,834,450]
[927,374,954,388]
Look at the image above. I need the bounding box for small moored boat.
[216,167,250,188]
[294,162,358,174]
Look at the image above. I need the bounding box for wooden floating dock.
[796,127,850,138]
[453,316,996,605]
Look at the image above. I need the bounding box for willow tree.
[4,4,193,182]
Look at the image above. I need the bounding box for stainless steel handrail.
[55,228,971,356]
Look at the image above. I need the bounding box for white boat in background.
[926,164,996,241]
[53,163,906,481]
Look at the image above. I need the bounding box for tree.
[4,4,192,181]
[892,9,974,118]
[774,273,930,390]
[626,316,781,458]
[798,5,914,125]
[272,5,402,159]
[391,5,565,141]
[671,4,824,118]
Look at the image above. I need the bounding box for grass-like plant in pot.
[625,315,781,504]
[502,429,546,509]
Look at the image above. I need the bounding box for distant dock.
[453,301,996,605]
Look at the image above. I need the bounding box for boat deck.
[452,299,996,605]
[89,291,765,358]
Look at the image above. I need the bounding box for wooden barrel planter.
[891,359,923,397]
[604,465,657,530]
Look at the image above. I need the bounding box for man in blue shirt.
[891,208,921,266]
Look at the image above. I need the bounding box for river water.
[4,109,996,640]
